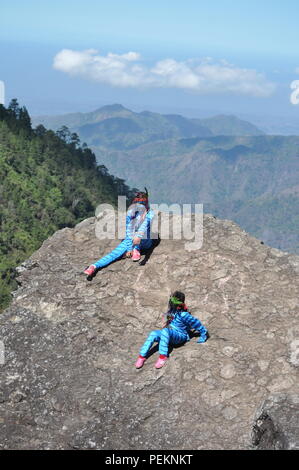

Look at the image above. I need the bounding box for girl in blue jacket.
[84,189,154,278]
[135,291,208,369]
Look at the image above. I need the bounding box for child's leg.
[158,328,187,356]
[139,238,153,252]
[94,239,128,269]
[133,238,153,253]
[132,238,153,261]
[139,330,162,357]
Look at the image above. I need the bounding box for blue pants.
[140,328,188,357]
[94,238,153,269]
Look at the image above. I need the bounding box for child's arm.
[125,213,134,252]
[181,311,208,343]
[135,210,154,240]
[161,311,173,329]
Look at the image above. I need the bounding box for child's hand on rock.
[197,335,207,343]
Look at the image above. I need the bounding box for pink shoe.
[84,265,96,276]
[135,356,146,369]
[155,356,168,369]
[132,249,141,262]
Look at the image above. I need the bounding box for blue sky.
[1,0,299,119]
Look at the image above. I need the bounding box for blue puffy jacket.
[166,310,208,342]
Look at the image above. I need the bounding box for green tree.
[0,100,134,311]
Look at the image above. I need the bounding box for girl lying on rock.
[84,189,154,279]
[135,291,208,369]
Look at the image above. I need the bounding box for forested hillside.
[94,135,299,254]
[0,100,133,310]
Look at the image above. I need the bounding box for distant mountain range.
[33,105,299,254]
[33,104,264,150]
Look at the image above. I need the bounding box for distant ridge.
[32,104,264,138]
[97,104,127,112]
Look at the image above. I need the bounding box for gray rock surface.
[252,394,299,449]
[0,213,298,449]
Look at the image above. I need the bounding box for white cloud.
[53,49,276,97]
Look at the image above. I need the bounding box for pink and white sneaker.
[135,356,146,369]
[84,264,96,276]
[155,356,168,369]
[132,249,141,262]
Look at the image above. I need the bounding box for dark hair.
[132,187,149,206]
[172,291,185,303]
[168,291,186,311]
[134,191,148,199]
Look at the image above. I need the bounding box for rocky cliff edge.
[0,213,298,449]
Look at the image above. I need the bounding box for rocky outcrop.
[252,394,299,449]
[0,213,298,449]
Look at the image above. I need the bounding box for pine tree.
[19,106,32,132]
[8,98,20,118]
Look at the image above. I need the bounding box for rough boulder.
[0,213,298,449]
